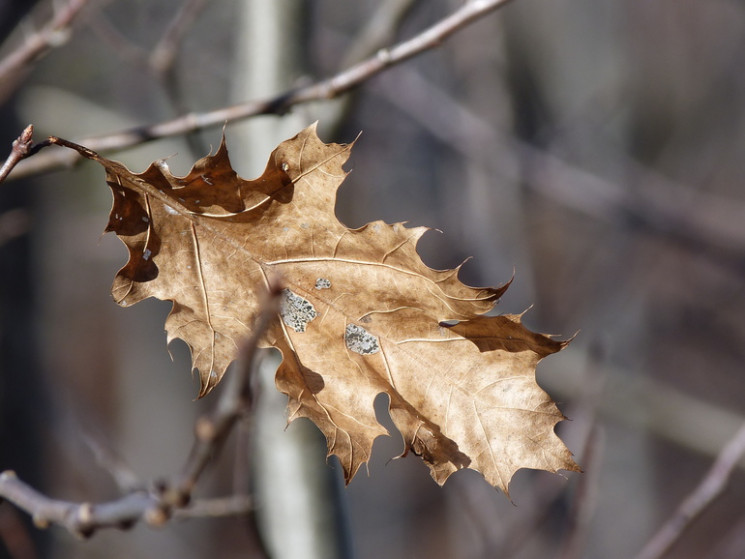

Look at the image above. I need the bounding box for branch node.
[73,502,96,538]
[32,514,50,530]
[376,48,392,63]
[13,125,34,155]
[160,484,190,508]
[144,505,169,527]
[47,28,72,48]
[77,502,94,525]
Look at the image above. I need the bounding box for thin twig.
[151,0,212,157]
[0,125,36,183]
[172,495,253,519]
[6,0,515,180]
[85,12,151,67]
[634,422,745,559]
[0,285,282,538]
[0,0,93,103]
[172,281,282,500]
[555,343,605,559]
[556,425,603,559]
[340,0,420,68]
[87,0,209,79]
[149,0,209,75]
[318,0,420,134]
[82,433,144,494]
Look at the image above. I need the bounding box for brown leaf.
[70,124,579,492]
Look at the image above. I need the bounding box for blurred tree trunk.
[230,2,352,558]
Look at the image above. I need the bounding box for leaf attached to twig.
[66,124,579,493]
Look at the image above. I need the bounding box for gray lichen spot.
[315,278,331,290]
[280,289,317,333]
[345,323,380,355]
[281,162,290,172]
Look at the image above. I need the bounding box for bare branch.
[634,422,745,559]
[6,0,515,180]
[0,472,153,537]
[0,0,93,104]
[0,285,282,537]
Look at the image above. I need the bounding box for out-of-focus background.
[1,1,744,558]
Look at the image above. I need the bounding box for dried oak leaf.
[70,124,579,493]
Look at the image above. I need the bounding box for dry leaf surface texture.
[67,124,578,493]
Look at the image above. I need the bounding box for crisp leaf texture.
[77,124,578,492]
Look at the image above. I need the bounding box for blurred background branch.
[4,0,513,180]
[0,0,92,104]
[635,422,745,559]
[0,284,280,542]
